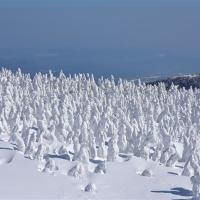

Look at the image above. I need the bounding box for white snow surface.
[0,141,192,200]
[0,69,199,199]
[0,141,15,164]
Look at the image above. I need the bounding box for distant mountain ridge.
[147,74,200,89]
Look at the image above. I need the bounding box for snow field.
[0,68,199,199]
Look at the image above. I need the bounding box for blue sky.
[0,0,199,6]
[0,0,200,78]
[0,0,136,6]
[0,0,199,52]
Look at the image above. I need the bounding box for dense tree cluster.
[0,68,200,181]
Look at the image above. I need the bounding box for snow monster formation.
[0,68,200,196]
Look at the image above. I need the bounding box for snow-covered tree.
[1,68,200,177]
[117,124,128,153]
[97,131,107,159]
[107,136,119,162]
[68,162,86,178]
[191,167,200,200]
[77,144,90,164]
[43,158,56,173]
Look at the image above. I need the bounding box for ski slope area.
[0,141,192,200]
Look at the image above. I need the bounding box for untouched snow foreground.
[0,141,192,200]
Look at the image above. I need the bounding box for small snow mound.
[84,183,97,192]
[94,161,106,174]
[42,158,56,173]
[0,150,15,165]
[0,141,15,165]
[141,169,153,177]
[68,163,86,178]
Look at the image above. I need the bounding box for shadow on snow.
[151,187,192,199]
[44,154,71,161]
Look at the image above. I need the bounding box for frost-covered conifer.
[97,131,107,159]
[9,131,25,152]
[80,122,89,145]
[35,144,45,160]
[181,135,192,162]
[166,151,179,167]
[73,135,81,161]
[77,144,90,164]
[94,161,106,174]
[107,135,119,162]
[24,131,37,158]
[182,155,194,177]
[88,130,97,160]
[58,145,69,155]
[117,124,128,153]
[43,158,56,173]
[191,167,200,200]
[160,148,169,165]
[68,162,86,178]
[152,144,163,162]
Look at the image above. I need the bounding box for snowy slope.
[0,69,199,199]
[148,74,200,89]
[0,141,192,200]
